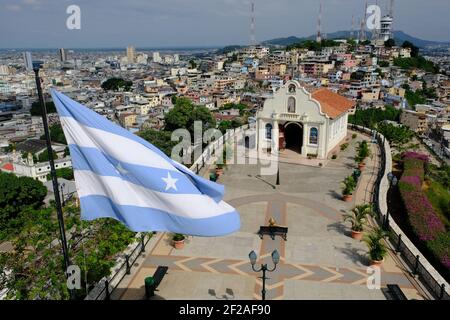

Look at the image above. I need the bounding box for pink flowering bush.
[403,151,429,162]
[398,153,448,274]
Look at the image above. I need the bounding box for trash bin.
[145,276,155,299]
[209,173,217,182]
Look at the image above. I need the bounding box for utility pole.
[250,1,256,46]
[316,1,323,43]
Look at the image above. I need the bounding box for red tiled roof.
[214,114,237,121]
[1,163,14,172]
[311,88,356,119]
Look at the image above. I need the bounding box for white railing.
[350,124,449,300]
[189,124,249,174]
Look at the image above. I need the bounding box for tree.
[189,60,197,69]
[101,78,132,92]
[0,172,47,233]
[47,168,74,181]
[163,98,216,137]
[348,105,401,128]
[378,60,390,68]
[384,39,396,48]
[40,124,67,145]
[377,122,414,147]
[38,149,58,163]
[138,129,178,157]
[402,40,419,58]
[405,89,427,107]
[394,56,438,73]
[30,101,56,116]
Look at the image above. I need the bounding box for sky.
[1,0,450,49]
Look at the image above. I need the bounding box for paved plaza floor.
[119,133,426,300]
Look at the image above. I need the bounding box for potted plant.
[341,175,356,202]
[215,163,224,176]
[364,227,389,266]
[355,155,365,171]
[172,233,186,249]
[343,204,374,240]
[356,141,371,170]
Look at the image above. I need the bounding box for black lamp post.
[60,182,66,207]
[249,250,280,300]
[33,62,73,297]
[385,172,399,229]
[276,162,280,186]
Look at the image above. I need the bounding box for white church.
[256,80,356,160]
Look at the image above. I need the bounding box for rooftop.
[311,88,356,119]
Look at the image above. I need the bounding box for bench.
[145,266,168,299]
[258,226,288,241]
[387,284,408,300]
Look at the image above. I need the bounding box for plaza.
[117,132,426,300]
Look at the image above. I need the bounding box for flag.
[50,90,240,237]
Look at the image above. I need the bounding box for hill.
[262,30,450,48]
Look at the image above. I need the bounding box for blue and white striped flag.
[50,90,240,236]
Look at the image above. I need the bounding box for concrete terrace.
[117,132,426,300]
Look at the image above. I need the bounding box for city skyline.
[1,0,450,49]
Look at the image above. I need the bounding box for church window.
[265,123,273,140]
[287,97,296,113]
[310,127,318,145]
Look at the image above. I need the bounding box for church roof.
[1,163,14,172]
[311,88,356,119]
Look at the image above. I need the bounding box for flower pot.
[342,194,353,202]
[351,230,363,240]
[358,163,366,171]
[370,258,384,267]
[173,239,185,250]
[215,168,224,176]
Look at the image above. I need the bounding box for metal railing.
[86,233,151,300]
[85,125,251,300]
[350,124,449,300]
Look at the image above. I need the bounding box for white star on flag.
[162,172,178,191]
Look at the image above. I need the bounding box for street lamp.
[60,182,66,206]
[385,172,399,229]
[249,250,280,300]
[276,161,280,186]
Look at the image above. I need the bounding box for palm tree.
[343,204,374,239]
[364,227,390,264]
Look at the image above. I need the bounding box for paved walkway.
[119,132,425,300]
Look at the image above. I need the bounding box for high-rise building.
[59,48,67,62]
[153,52,161,63]
[380,15,394,41]
[23,52,33,70]
[127,46,136,63]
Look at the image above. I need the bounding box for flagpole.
[32,62,72,286]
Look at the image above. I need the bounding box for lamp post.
[249,250,280,300]
[60,182,66,207]
[276,162,280,186]
[33,62,72,297]
[385,172,398,229]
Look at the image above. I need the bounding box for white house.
[256,80,355,159]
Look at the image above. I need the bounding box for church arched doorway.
[284,122,303,153]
